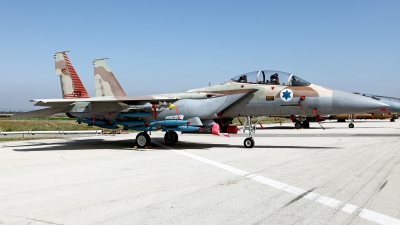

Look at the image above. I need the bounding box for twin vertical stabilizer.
[54,51,89,98]
[93,58,127,97]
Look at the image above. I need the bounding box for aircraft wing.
[19,89,256,120]
[32,96,181,107]
[10,105,74,119]
[31,91,240,107]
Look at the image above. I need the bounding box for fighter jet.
[13,53,388,148]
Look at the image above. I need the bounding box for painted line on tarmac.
[153,141,400,225]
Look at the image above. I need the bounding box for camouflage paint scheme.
[89,63,388,123]
[93,58,126,97]
[11,51,391,147]
[55,51,90,99]
[14,52,387,131]
[184,71,387,118]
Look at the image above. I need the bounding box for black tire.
[348,123,354,128]
[164,130,178,145]
[390,117,395,122]
[244,138,255,148]
[172,131,178,143]
[303,121,310,128]
[136,132,151,148]
[295,121,303,129]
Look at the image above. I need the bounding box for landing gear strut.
[136,132,151,148]
[348,114,355,128]
[164,130,178,145]
[243,116,256,148]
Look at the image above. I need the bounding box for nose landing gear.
[348,114,355,128]
[242,116,258,148]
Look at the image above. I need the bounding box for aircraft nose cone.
[332,90,389,114]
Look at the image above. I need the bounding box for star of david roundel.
[280,89,293,102]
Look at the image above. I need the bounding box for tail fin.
[54,51,90,98]
[93,58,127,97]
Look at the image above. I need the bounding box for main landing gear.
[242,116,256,148]
[136,132,151,148]
[164,130,178,145]
[294,120,310,129]
[135,130,179,148]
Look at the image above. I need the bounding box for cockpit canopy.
[230,70,311,86]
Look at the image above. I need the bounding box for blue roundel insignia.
[280,89,293,102]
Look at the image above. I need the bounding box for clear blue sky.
[0,0,399,110]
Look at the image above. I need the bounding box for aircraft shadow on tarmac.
[11,137,338,151]
[11,139,135,152]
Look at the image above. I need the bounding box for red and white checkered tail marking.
[62,52,89,98]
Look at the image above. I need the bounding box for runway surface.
[1,120,400,225]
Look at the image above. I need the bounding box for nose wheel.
[242,116,257,148]
[244,138,255,148]
[348,114,355,128]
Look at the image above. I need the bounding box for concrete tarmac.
[1,120,400,225]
